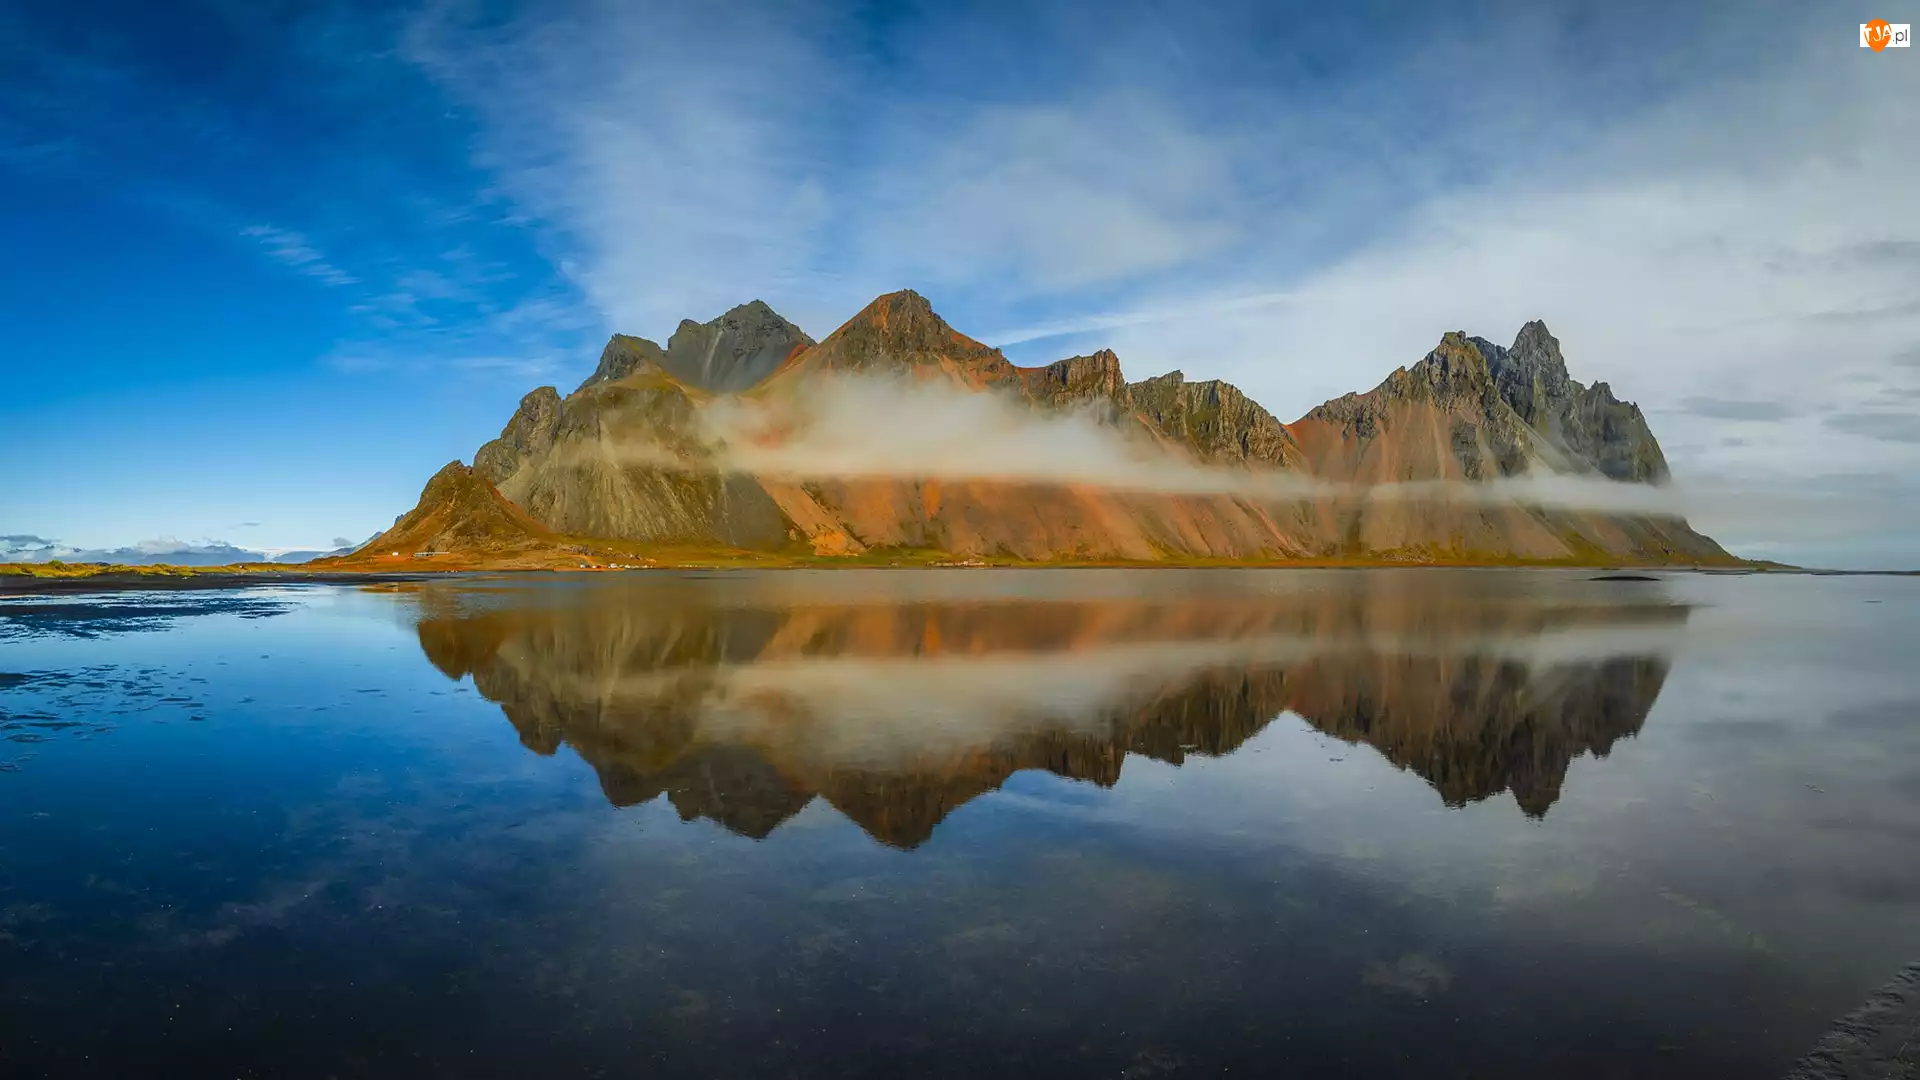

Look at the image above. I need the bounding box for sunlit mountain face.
[414,569,1688,844]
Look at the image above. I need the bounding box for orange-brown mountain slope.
[367,290,1734,566]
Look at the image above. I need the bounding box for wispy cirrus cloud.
[402,0,851,340]
[241,224,360,287]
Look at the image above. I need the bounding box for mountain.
[411,572,1686,844]
[1289,327,1726,560]
[340,290,1737,568]
[434,291,1318,561]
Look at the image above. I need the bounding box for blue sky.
[3,0,1917,567]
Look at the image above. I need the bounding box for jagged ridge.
[385,290,1733,566]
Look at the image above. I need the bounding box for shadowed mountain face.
[412,572,1687,845]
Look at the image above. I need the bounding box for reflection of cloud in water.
[413,572,1691,845]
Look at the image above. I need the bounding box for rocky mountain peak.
[661,299,813,393]
[1296,321,1676,486]
[1380,332,1501,407]
[1488,321,1668,483]
[780,289,1013,381]
[581,334,669,391]
[1483,319,1572,426]
[842,290,986,350]
[1510,319,1566,370]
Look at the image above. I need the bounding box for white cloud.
[858,101,1240,290]
[1052,32,1920,500]
[241,224,360,287]
[402,0,847,340]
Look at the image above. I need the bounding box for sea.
[2,568,1916,1078]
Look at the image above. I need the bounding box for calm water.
[2,569,1917,1078]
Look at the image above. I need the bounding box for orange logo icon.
[1865,18,1893,50]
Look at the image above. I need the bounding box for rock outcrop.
[1017,350,1132,417]
[1129,370,1308,469]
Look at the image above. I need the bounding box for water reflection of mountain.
[413,573,1689,845]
